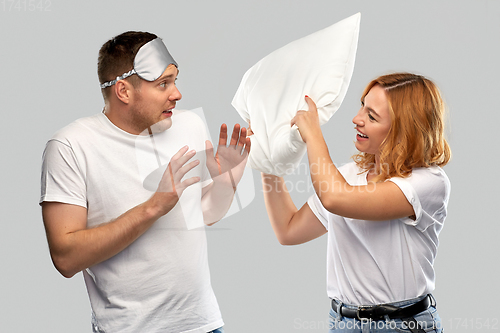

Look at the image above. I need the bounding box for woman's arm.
[261,173,327,245]
[291,96,414,221]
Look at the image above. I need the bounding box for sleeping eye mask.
[100,37,177,89]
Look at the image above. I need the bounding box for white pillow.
[232,13,360,176]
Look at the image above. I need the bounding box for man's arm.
[201,124,250,225]
[200,178,235,226]
[42,146,199,278]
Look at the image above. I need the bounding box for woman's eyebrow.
[367,106,380,118]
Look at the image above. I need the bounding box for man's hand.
[149,146,201,217]
[201,124,251,225]
[42,145,202,278]
[205,123,251,189]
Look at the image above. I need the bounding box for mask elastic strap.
[100,69,137,89]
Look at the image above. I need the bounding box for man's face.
[130,64,181,133]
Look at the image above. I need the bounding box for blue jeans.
[328,296,443,332]
[208,327,224,333]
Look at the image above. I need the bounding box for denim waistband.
[333,294,429,310]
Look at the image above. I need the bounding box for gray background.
[1,0,499,332]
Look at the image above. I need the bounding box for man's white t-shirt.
[40,111,223,333]
[307,162,450,306]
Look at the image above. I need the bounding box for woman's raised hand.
[290,95,322,143]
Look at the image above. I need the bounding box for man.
[40,31,249,333]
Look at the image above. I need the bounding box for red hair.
[353,73,451,182]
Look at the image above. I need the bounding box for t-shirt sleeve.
[40,139,87,208]
[307,192,329,230]
[387,168,450,232]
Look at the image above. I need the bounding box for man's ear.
[114,80,132,104]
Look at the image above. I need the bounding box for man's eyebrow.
[157,69,179,81]
[157,73,175,81]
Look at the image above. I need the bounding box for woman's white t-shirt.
[307,162,450,305]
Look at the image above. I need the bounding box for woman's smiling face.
[352,84,392,156]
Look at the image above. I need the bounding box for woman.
[261,73,450,333]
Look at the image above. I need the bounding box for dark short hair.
[97,31,157,100]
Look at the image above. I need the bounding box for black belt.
[331,294,433,321]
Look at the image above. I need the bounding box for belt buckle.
[356,305,371,321]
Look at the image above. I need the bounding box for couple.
[40,31,450,333]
